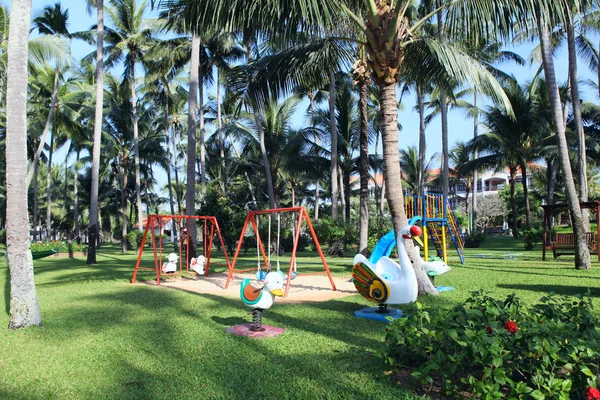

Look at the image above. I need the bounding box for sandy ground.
[139,272,358,303]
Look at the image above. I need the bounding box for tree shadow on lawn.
[462,265,600,280]
[496,284,600,297]
[51,286,411,399]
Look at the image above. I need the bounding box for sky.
[24,0,600,194]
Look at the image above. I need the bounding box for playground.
[1,234,600,399]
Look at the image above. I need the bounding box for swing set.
[131,215,231,285]
[225,206,336,297]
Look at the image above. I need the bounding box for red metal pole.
[151,216,160,285]
[251,215,270,269]
[131,215,151,283]
[203,219,207,258]
[284,210,305,296]
[206,219,215,276]
[303,207,336,292]
[225,215,251,289]
[213,218,232,270]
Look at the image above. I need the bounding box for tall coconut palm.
[84,0,104,264]
[537,5,591,269]
[6,0,42,328]
[103,0,159,233]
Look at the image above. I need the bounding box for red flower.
[486,326,493,334]
[504,321,518,333]
[586,387,600,400]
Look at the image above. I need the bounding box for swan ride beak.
[413,235,424,247]
[270,288,285,297]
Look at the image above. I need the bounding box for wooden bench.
[551,232,597,259]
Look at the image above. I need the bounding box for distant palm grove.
[3,0,600,326]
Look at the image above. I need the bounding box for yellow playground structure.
[404,194,465,264]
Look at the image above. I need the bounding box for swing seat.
[256,270,268,281]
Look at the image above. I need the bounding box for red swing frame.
[131,215,231,285]
[225,206,336,297]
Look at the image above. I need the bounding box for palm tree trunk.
[344,171,351,223]
[164,90,178,249]
[472,89,478,234]
[567,22,589,231]
[121,166,128,252]
[32,156,39,242]
[520,163,531,229]
[509,173,518,238]
[217,70,227,195]
[73,151,80,241]
[198,55,206,191]
[45,126,55,240]
[547,158,558,205]
[359,80,369,255]
[130,64,143,232]
[338,167,346,222]
[26,68,59,188]
[538,15,590,269]
[329,71,339,220]
[379,82,437,295]
[172,125,182,214]
[186,33,200,259]
[380,179,385,216]
[417,84,426,197]
[87,0,103,264]
[6,0,42,328]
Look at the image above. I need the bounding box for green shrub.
[464,232,486,248]
[126,231,145,249]
[367,217,394,254]
[0,229,5,245]
[382,290,600,399]
[522,227,543,251]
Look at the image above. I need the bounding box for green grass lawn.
[1,237,600,399]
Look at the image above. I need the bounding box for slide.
[369,230,396,264]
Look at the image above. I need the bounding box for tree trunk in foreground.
[472,90,479,234]
[186,33,200,258]
[87,0,104,264]
[538,15,590,270]
[6,0,42,329]
[380,82,438,295]
[358,79,369,256]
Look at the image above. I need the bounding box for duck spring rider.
[352,217,423,321]
[226,272,286,338]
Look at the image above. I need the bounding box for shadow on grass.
[462,265,598,280]
[47,285,411,399]
[496,284,600,297]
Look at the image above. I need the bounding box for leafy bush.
[522,227,543,251]
[126,231,144,249]
[382,291,600,399]
[464,232,486,248]
[0,229,5,245]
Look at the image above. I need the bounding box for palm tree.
[31,3,72,241]
[84,0,104,264]
[537,5,591,269]
[6,0,42,328]
[103,0,159,233]
[469,81,546,236]
[399,146,439,194]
